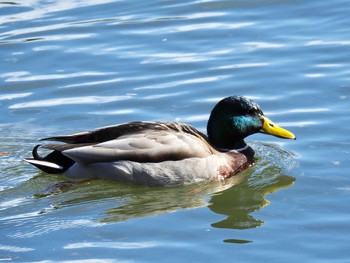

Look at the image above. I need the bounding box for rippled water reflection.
[1,0,350,262]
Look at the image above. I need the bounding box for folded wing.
[42,122,215,165]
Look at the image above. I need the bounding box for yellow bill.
[260,116,296,140]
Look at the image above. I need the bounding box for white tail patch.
[22,158,63,170]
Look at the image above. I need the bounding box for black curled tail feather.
[24,145,75,174]
[32,145,42,160]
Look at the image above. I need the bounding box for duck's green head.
[207,96,296,150]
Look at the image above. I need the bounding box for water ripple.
[305,40,350,46]
[9,218,104,239]
[0,244,34,253]
[64,241,159,250]
[9,95,133,109]
[0,92,32,100]
[243,41,286,49]
[4,71,113,82]
[176,22,254,32]
[135,76,230,90]
[1,0,350,261]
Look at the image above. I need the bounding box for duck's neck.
[217,140,255,161]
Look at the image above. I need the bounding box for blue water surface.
[1,0,350,262]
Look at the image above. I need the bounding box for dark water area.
[1,0,350,262]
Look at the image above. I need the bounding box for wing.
[41,121,159,144]
[42,122,216,164]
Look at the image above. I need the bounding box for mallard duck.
[24,96,295,185]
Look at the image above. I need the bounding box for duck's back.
[44,122,216,164]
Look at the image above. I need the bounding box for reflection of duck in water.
[210,167,296,230]
[90,145,296,227]
[208,143,297,243]
[24,96,295,185]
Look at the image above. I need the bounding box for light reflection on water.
[1,0,350,262]
[0,143,296,244]
[9,95,133,109]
